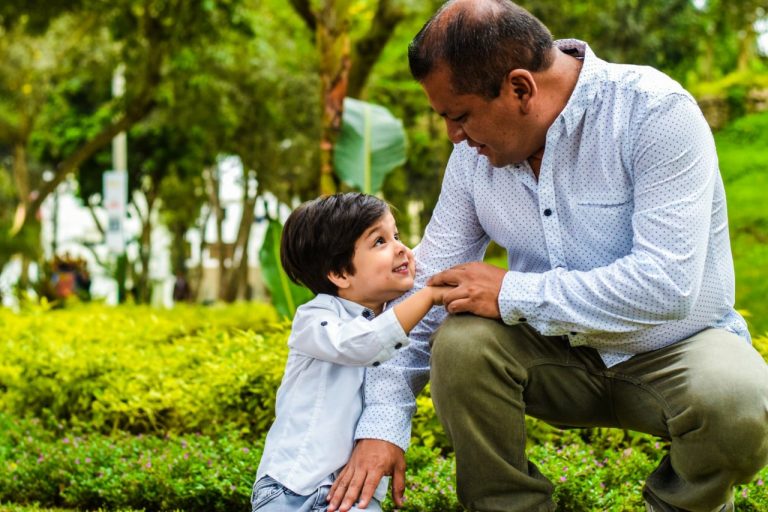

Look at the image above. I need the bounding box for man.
[327,1,768,511]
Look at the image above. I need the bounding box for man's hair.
[408,0,554,98]
[280,193,390,296]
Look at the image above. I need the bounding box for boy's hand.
[429,285,453,306]
[327,439,406,511]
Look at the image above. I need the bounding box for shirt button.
[518,318,527,323]
[320,321,328,326]
[372,362,381,367]
[395,343,403,349]
[543,208,552,216]
[362,310,371,318]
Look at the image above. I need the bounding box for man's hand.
[427,262,506,318]
[327,439,405,511]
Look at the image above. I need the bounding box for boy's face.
[330,211,414,313]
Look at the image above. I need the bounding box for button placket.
[538,162,567,271]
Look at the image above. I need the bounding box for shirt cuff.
[355,403,413,452]
[369,308,410,366]
[498,270,545,326]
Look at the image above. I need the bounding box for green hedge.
[1,303,766,511]
[0,303,287,437]
[1,414,765,512]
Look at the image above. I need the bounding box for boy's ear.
[327,270,351,290]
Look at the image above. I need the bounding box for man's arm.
[437,95,721,349]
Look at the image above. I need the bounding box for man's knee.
[674,359,768,479]
[431,315,514,390]
[432,315,505,366]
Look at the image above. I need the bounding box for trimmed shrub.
[0,303,287,437]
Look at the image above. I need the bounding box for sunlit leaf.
[333,97,406,194]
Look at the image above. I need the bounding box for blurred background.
[1,0,766,334]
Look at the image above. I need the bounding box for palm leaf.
[333,97,407,194]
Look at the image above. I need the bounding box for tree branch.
[348,0,405,98]
[288,0,317,33]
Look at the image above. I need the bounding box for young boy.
[251,193,448,512]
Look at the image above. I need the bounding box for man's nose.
[445,119,466,144]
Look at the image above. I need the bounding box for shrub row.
[1,303,766,511]
[2,414,766,512]
[0,303,287,437]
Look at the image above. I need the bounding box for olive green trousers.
[430,316,768,512]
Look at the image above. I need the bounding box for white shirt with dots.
[356,39,750,451]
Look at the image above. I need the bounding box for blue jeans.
[251,476,383,512]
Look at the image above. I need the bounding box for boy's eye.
[374,237,385,246]
[394,233,400,241]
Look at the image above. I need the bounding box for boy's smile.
[329,211,414,314]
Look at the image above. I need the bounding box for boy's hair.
[280,193,390,296]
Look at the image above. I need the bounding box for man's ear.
[328,270,351,290]
[504,69,537,113]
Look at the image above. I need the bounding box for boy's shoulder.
[293,294,344,321]
[293,294,368,326]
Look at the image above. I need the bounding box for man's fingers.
[446,297,473,314]
[391,457,407,507]
[441,286,469,306]
[348,472,383,510]
[327,464,351,499]
[428,268,462,287]
[327,469,356,511]
[338,476,366,512]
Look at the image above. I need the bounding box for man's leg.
[429,315,616,512]
[610,329,768,512]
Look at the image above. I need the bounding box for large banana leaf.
[258,218,314,318]
[333,97,407,194]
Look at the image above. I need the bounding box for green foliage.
[0,303,288,436]
[0,413,256,510]
[0,303,766,511]
[715,112,768,337]
[257,218,314,319]
[334,97,407,194]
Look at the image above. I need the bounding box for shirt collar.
[335,296,376,320]
[554,39,603,137]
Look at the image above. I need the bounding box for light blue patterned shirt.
[356,40,750,451]
[257,294,407,499]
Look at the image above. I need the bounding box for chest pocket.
[572,186,634,257]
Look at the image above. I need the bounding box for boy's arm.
[289,290,444,367]
[392,286,447,334]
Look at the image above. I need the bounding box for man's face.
[421,65,538,168]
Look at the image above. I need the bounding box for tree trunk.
[222,197,256,302]
[317,0,353,195]
[288,0,406,195]
[204,166,226,300]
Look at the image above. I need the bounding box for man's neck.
[527,48,584,178]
